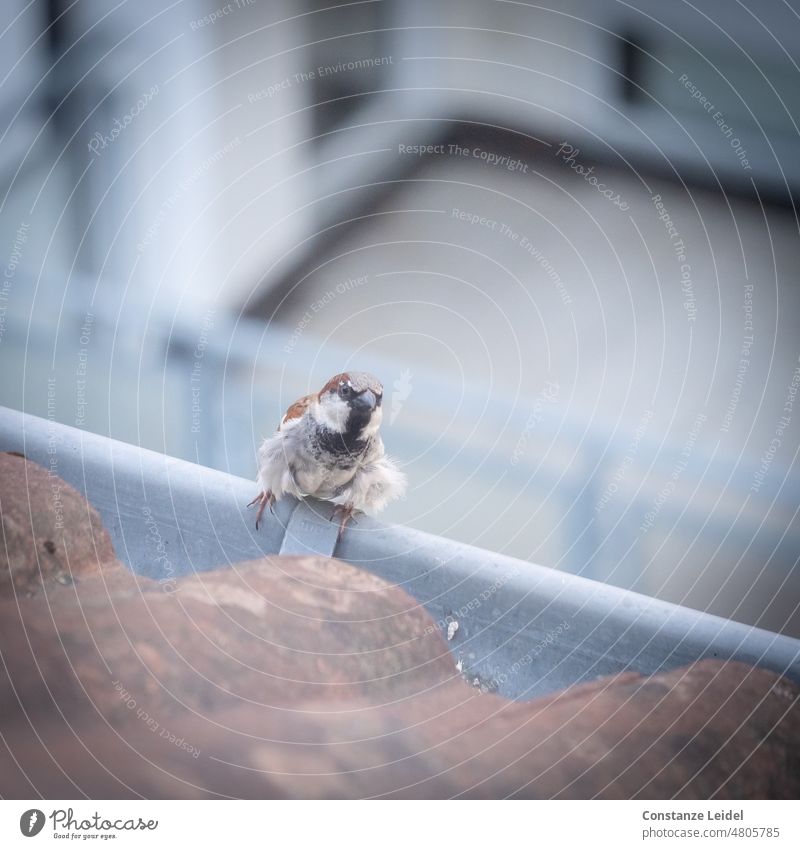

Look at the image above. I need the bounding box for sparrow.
[249,372,407,538]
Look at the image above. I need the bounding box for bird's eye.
[339,383,353,398]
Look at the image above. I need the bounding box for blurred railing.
[2,276,800,635]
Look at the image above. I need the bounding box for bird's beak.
[352,389,377,413]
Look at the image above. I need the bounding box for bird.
[249,372,407,538]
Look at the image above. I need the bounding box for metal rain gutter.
[1,404,798,700]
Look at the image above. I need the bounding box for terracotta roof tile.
[0,452,117,597]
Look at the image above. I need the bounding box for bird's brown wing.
[279,393,314,429]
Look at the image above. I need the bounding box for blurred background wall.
[1,0,799,635]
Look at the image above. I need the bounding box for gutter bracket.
[278,498,341,558]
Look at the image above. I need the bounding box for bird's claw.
[330,504,357,542]
[248,490,275,530]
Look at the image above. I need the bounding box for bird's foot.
[247,490,276,529]
[331,503,357,541]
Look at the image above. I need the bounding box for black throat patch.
[312,415,370,459]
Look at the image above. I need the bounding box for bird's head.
[315,371,383,438]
